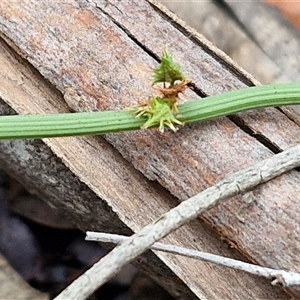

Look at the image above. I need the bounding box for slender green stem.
[0,83,300,140]
[0,110,145,139]
[180,83,300,123]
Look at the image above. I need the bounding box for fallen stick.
[55,145,300,300]
[86,231,300,287]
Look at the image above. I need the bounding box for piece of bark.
[0,42,198,299]
[0,0,298,299]
[0,35,282,300]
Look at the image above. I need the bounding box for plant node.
[132,50,190,132]
[134,97,183,132]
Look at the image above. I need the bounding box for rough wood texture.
[161,0,300,124]
[0,0,299,299]
[0,42,196,299]
[0,36,285,300]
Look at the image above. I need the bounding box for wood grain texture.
[0,41,198,299]
[0,43,287,300]
[0,0,299,299]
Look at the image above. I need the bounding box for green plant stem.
[1,83,300,140]
[180,83,300,122]
[0,110,145,139]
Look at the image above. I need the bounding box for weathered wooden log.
[0,0,299,298]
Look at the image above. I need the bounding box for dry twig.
[86,232,300,287]
[55,145,300,300]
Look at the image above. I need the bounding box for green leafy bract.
[133,97,183,132]
[152,50,185,85]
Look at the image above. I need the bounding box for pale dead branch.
[86,231,300,287]
[55,145,300,300]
